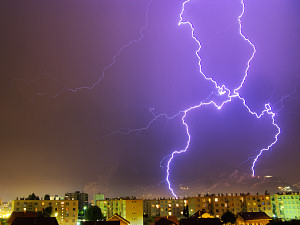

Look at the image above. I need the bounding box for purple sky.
[0,0,300,201]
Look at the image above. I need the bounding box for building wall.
[244,195,272,217]
[65,192,88,213]
[96,199,143,225]
[12,200,78,225]
[271,193,300,220]
[187,194,272,218]
[236,216,271,225]
[143,198,187,219]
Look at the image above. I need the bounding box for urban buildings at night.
[1,191,299,225]
[0,201,12,219]
[142,192,300,222]
[95,197,143,225]
[12,198,78,225]
[143,198,187,218]
[271,193,300,220]
[187,193,272,218]
[65,191,88,218]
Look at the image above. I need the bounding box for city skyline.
[0,0,300,201]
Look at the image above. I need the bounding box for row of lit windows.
[248,207,271,211]
[16,201,76,206]
[247,202,270,206]
[283,201,300,204]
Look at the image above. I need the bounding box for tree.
[43,206,53,217]
[44,194,50,200]
[38,206,52,217]
[144,216,155,225]
[27,193,39,200]
[85,206,104,221]
[221,211,236,224]
[183,205,189,217]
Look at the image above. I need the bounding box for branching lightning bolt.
[6,0,153,99]
[163,0,281,197]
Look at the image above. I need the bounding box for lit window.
[215,198,218,202]
[42,202,45,206]
[168,212,172,216]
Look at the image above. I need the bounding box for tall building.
[12,199,78,225]
[65,191,88,215]
[96,197,143,225]
[271,193,300,220]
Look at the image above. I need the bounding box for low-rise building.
[11,217,59,225]
[12,199,78,225]
[236,212,271,225]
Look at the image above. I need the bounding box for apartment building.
[12,199,78,225]
[96,198,143,225]
[244,194,272,217]
[271,193,300,220]
[143,198,187,219]
[187,193,273,218]
[188,194,246,218]
[65,191,88,214]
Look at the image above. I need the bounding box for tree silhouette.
[27,193,39,200]
[44,194,50,200]
[221,211,236,224]
[85,206,104,221]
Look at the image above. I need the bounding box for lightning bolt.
[6,0,153,99]
[163,0,281,197]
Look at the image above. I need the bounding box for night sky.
[1,0,300,201]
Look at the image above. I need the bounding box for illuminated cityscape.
[1,0,300,225]
[1,191,300,225]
